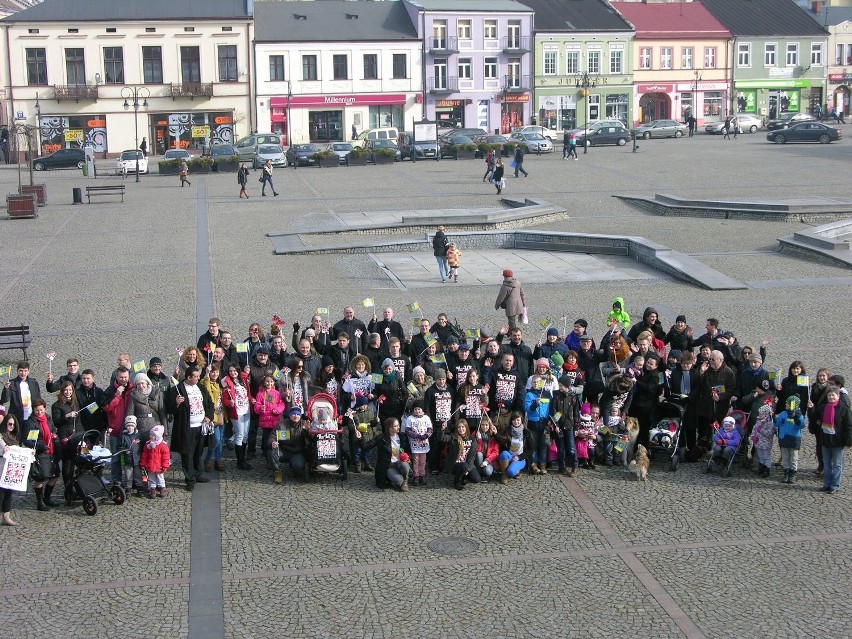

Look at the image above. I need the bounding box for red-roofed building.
[612,1,731,127]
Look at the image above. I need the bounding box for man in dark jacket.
[432,226,449,282]
[488,353,523,413]
[627,307,666,342]
[695,351,737,451]
[497,326,534,385]
[196,317,222,359]
[424,369,454,473]
[368,307,405,353]
[1,361,42,425]
[77,368,107,433]
[246,348,277,458]
[332,307,368,353]
[167,366,214,491]
[46,357,82,393]
[315,332,357,373]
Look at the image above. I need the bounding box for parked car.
[235,133,283,164]
[632,119,688,139]
[766,113,815,131]
[438,134,475,158]
[512,125,560,142]
[31,147,85,171]
[364,139,401,162]
[576,124,630,147]
[396,132,438,160]
[567,120,626,137]
[473,134,512,157]
[704,114,763,135]
[163,149,192,161]
[508,132,554,153]
[285,143,319,166]
[351,127,399,148]
[210,144,236,158]
[766,122,842,144]
[256,144,288,168]
[438,127,488,139]
[326,142,354,161]
[116,149,148,174]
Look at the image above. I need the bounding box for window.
[837,43,843,65]
[705,47,716,68]
[392,53,407,79]
[587,50,600,74]
[65,48,85,85]
[333,54,348,80]
[484,19,497,40]
[811,42,823,66]
[103,47,124,84]
[507,21,521,48]
[484,57,497,80]
[507,58,520,87]
[639,48,651,70]
[363,54,378,80]
[143,46,163,84]
[433,60,447,89]
[180,46,201,83]
[847,44,852,65]
[737,42,751,67]
[457,19,471,40]
[566,49,579,74]
[433,20,447,48]
[660,47,672,70]
[218,45,238,82]
[269,55,285,81]
[302,54,317,81]
[25,48,47,85]
[681,47,693,69]
[458,57,472,80]
[765,43,776,67]
[544,50,557,75]
[610,48,623,74]
[786,43,798,67]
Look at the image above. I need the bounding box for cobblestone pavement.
[0,134,851,638]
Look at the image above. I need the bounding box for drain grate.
[427,536,479,556]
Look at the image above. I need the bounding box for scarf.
[36,413,53,455]
[563,361,578,372]
[822,400,837,428]
[741,364,764,384]
[384,370,398,383]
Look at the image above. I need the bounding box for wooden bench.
[0,325,31,359]
[85,184,125,203]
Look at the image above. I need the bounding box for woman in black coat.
[361,417,411,490]
[24,399,60,510]
[492,159,505,195]
[51,381,84,504]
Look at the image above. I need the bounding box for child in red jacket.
[140,425,171,498]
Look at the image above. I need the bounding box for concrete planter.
[7,193,38,218]
[215,161,239,173]
[158,163,180,175]
[454,149,477,160]
[318,155,340,168]
[373,153,395,165]
[346,154,368,166]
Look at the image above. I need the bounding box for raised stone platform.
[617,193,852,222]
[779,219,852,268]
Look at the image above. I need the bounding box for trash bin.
[72,187,83,204]
[82,163,88,177]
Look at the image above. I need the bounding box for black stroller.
[71,430,126,516]
[647,398,687,471]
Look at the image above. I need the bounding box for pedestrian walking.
[432,225,450,282]
[139,137,148,158]
[352,124,357,140]
[687,115,697,137]
[562,130,570,159]
[238,162,250,199]
[260,159,278,197]
[494,268,526,330]
[179,160,191,187]
[492,158,505,195]
[513,145,528,178]
[722,117,731,140]
[731,115,739,139]
[482,149,495,183]
[567,134,578,160]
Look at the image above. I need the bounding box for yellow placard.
[191,125,210,139]
[64,129,84,142]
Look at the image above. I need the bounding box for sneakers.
[400,481,409,492]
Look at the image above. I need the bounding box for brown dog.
[629,444,650,481]
[622,416,640,466]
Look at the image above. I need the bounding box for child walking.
[446,243,461,283]
[140,425,170,498]
[403,400,433,486]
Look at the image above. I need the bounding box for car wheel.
[819,134,831,144]
[674,130,683,138]
[643,132,651,140]
[775,134,786,144]
[33,162,45,171]
[76,160,85,169]
[524,146,531,154]
[749,125,758,133]
[617,138,627,146]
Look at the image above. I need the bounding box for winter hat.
[305,328,316,337]
[124,415,137,426]
[748,354,763,363]
[668,350,682,361]
[411,399,425,411]
[579,334,593,342]
[546,327,559,337]
[536,358,549,369]
[722,416,736,430]
[580,402,591,416]
[288,407,303,417]
[435,369,447,380]
[550,352,564,369]
[412,366,425,377]
[322,354,335,368]
[502,269,513,277]
[447,336,460,345]
[149,425,164,446]
[382,358,394,369]
[149,357,163,367]
[0,405,5,415]
[558,375,572,388]
[354,394,370,408]
[458,343,470,351]
[758,403,773,417]
[256,346,270,355]
[676,315,687,324]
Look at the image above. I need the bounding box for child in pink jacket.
[140,425,170,498]
[254,375,285,459]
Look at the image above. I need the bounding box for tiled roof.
[611,1,729,38]
[700,0,827,36]
[255,1,418,42]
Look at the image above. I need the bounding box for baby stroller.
[647,399,686,472]
[705,410,747,478]
[71,430,127,516]
[304,393,348,481]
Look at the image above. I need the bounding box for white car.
[509,132,554,153]
[511,125,560,142]
[116,149,148,174]
[326,142,354,161]
[255,144,287,168]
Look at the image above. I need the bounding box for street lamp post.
[121,86,150,183]
[575,72,598,154]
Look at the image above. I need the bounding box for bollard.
[72,187,83,204]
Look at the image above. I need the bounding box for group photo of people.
[1,292,850,527]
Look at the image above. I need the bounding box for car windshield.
[165,150,188,158]
[332,144,352,151]
[211,145,235,156]
[258,145,281,154]
[296,145,317,152]
[524,133,545,140]
[373,140,396,148]
[120,151,142,160]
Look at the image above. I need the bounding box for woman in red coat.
[140,425,170,498]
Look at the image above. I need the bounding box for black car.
[766,113,814,131]
[438,134,474,158]
[363,139,401,162]
[576,124,630,147]
[766,122,842,144]
[32,147,85,171]
[473,134,512,157]
[285,143,319,167]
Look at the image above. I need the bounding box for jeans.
[514,161,528,178]
[555,428,578,470]
[387,461,411,487]
[109,434,123,484]
[262,175,276,195]
[499,450,527,477]
[435,256,448,281]
[452,461,480,484]
[231,413,250,446]
[822,446,845,490]
[475,451,493,477]
[528,421,547,466]
[205,424,224,462]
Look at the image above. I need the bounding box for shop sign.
[637,84,673,93]
[64,129,84,143]
[829,73,852,85]
[271,94,406,107]
[192,125,210,138]
[435,100,464,107]
[501,93,529,103]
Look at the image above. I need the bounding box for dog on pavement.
[628,444,650,481]
[622,416,640,466]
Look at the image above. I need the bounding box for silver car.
[326,142,354,161]
[704,114,763,134]
[509,132,554,153]
[256,144,287,168]
[632,119,688,139]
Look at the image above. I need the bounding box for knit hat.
[748,353,763,363]
[150,425,164,444]
[536,358,549,368]
[668,350,682,360]
[758,403,773,416]
[124,415,137,426]
[546,327,559,337]
[502,269,513,277]
[458,343,470,351]
[256,346,270,355]
[382,358,394,369]
[305,328,316,337]
[288,407,302,417]
[354,394,370,408]
[322,354,335,368]
[411,399,425,411]
[722,416,736,429]
[412,366,425,377]
[447,336,459,345]
[435,369,447,380]
[558,375,572,388]
[149,357,163,367]
[580,402,591,416]
[676,315,686,324]
[550,352,564,369]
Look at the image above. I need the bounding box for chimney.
[812,1,822,13]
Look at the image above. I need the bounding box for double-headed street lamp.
[575,72,599,154]
[121,86,149,183]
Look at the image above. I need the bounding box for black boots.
[43,484,60,507]
[235,445,252,471]
[786,470,797,485]
[34,486,49,511]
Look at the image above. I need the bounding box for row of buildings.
[0,0,849,155]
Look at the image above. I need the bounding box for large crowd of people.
[1,296,850,527]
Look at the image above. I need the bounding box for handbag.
[258,175,265,183]
[509,160,517,170]
[521,307,529,325]
[30,453,57,481]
